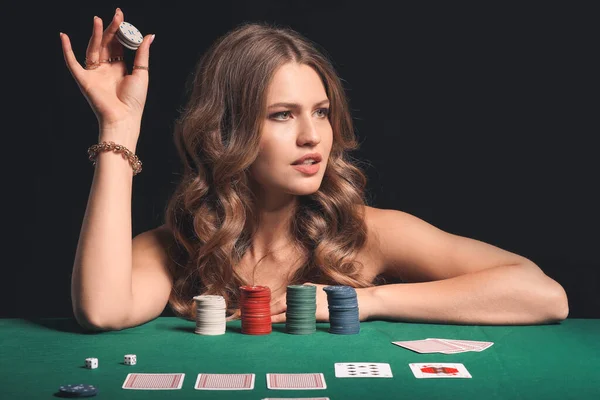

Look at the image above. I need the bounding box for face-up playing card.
[409,363,472,378]
[195,373,255,390]
[266,373,327,390]
[334,363,393,378]
[122,373,185,389]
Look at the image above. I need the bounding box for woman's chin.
[287,181,323,196]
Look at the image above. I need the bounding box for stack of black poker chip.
[323,285,360,334]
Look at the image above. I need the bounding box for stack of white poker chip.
[193,295,227,335]
[117,21,144,50]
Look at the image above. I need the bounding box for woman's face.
[250,62,333,198]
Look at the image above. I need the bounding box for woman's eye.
[270,108,329,121]
[272,111,291,120]
[316,108,330,117]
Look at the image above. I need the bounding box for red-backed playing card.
[262,398,330,400]
[428,338,494,353]
[261,398,330,400]
[266,373,327,389]
[122,373,185,389]
[194,373,255,390]
[392,339,464,353]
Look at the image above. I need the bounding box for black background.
[6,2,597,319]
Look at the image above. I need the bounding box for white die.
[124,354,137,365]
[85,357,98,369]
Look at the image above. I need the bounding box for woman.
[60,8,568,332]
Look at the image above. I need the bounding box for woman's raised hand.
[60,8,155,134]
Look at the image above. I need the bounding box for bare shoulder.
[355,205,389,279]
[362,205,534,283]
[132,224,176,268]
[360,205,411,271]
[362,205,423,240]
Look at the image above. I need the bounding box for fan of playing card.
[392,338,494,354]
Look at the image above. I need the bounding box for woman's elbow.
[73,308,127,332]
[522,263,569,323]
[544,281,569,323]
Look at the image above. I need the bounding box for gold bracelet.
[87,141,142,175]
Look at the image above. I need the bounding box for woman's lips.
[292,162,320,175]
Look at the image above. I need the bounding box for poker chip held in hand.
[285,284,317,334]
[117,21,144,50]
[324,285,360,334]
[240,285,272,335]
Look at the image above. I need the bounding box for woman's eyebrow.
[267,99,330,109]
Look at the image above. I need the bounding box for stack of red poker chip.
[239,285,272,335]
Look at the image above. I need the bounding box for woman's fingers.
[131,34,155,78]
[270,295,287,323]
[85,16,103,66]
[271,312,286,324]
[100,8,124,61]
[60,33,85,85]
[225,309,241,322]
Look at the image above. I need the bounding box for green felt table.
[1,317,599,399]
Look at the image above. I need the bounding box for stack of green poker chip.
[285,285,317,334]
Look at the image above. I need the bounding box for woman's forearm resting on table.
[359,263,569,325]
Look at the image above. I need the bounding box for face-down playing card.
[429,338,494,352]
[392,339,464,353]
[195,373,255,390]
[266,373,327,389]
[122,373,185,389]
[393,338,494,354]
[262,398,330,400]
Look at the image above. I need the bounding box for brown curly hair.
[163,21,373,321]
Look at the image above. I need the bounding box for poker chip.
[58,384,98,397]
[323,285,360,334]
[116,21,144,50]
[285,285,317,334]
[193,295,227,335]
[240,285,272,335]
